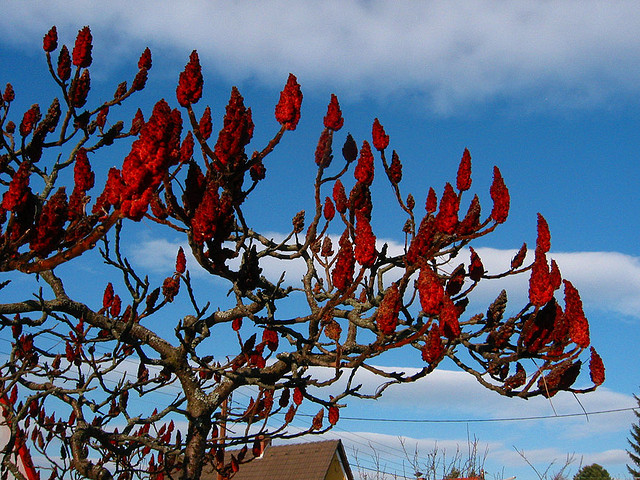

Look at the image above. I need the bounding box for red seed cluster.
[69,70,90,108]
[42,26,58,53]
[30,187,68,257]
[371,118,389,151]
[456,148,472,191]
[323,94,343,131]
[57,46,71,81]
[72,26,93,68]
[2,161,31,212]
[435,183,459,234]
[176,50,203,107]
[19,105,41,137]
[490,167,510,223]
[589,347,605,385]
[354,210,376,267]
[376,283,401,335]
[214,88,254,168]
[417,267,444,316]
[421,325,444,364]
[332,234,355,291]
[564,280,590,348]
[354,141,374,186]
[275,74,302,130]
[387,151,402,184]
[536,213,551,253]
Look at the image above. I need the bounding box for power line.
[297,406,639,424]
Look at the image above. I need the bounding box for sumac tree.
[0,26,605,480]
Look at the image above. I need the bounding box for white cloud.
[3,1,640,112]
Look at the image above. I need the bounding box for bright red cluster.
[425,187,437,214]
[57,46,71,81]
[191,183,234,245]
[456,148,472,191]
[275,74,302,130]
[30,187,68,257]
[19,105,41,137]
[323,94,343,131]
[69,148,95,217]
[332,180,347,214]
[489,167,510,223]
[457,195,481,235]
[421,325,444,365]
[354,210,376,267]
[528,248,561,307]
[435,183,459,234]
[589,347,605,385]
[536,213,551,253]
[176,50,203,107]
[417,267,444,316]
[354,141,374,186]
[439,296,461,340]
[332,234,355,291]
[376,283,401,334]
[387,151,402,184]
[563,280,590,348]
[214,87,254,168]
[42,26,58,53]
[175,247,186,274]
[69,70,90,108]
[72,26,93,68]
[138,47,152,70]
[2,161,31,212]
[405,217,435,265]
[315,129,332,168]
[95,100,182,220]
[180,131,195,163]
[468,247,484,281]
[372,118,389,150]
[323,197,335,221]
[3,83,14,103]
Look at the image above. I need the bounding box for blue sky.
[1,2,640,479]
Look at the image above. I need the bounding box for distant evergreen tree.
[573,464,611,480]
[628,394,640,479]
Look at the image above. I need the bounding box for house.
[201,439,354,480]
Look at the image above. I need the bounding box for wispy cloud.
[3,1,640,113]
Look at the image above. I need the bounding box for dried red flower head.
[468,247,484,281]
[57,45,71,81]
[31,187,68,257]
[3,83,14,103]
[43,26,58,52]
[250,159,266,182]
[354,140,374,186]
[214,87,254,168]
[180,131,195,164]
[421,325,444,365]
[549,259,562,291]
[162,276,180,302]
[324,197,335,221]
[528,248,554,307]
[342,134,358,163]
[435,183,459,234]
[354,210,377,267]
[19,104,41,137]
[191,183,228,244]
[103,283,114,309]
[96,106,108,130]
[110,294,122,317]
[69,69,91,108]
[293,387,303,405]
[2,161,31,212]
[536,213,551,253]
[130,108,145,135]
[275,73,303,130]
[232,317,242,331]
[5,121,15,134]
[328,405,339,425]
[321,236,334,257]
[292,210,305,234]
[138,47,152,70]
[332,236,355,291]
[417,267,444,316]
[372,118,389,151]
[199,106,213,140]
[376,283,401,335]
[72,26,93,68]
[315,129,332,168]
[503,363,526,391]
[176,247,186,274]
[405,216,435,265]
[387,150,403,184]
[176,50,204,107]
[511,243,527,269]
[332,180,348,214]
[323,94,343,131]
[457,195,481,235]
[490,166,510,223]
[119,100,183,220]
[132,68,148,92]
[456,148,472,191]
[589,347,605,385]
[563,280,590,348]
[425,187,437,214]
[114,81,127,100]
[69,148,95,215]
[439,296,461,340]
[262,329,279,352]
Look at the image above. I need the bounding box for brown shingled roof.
[200,439,353,480]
